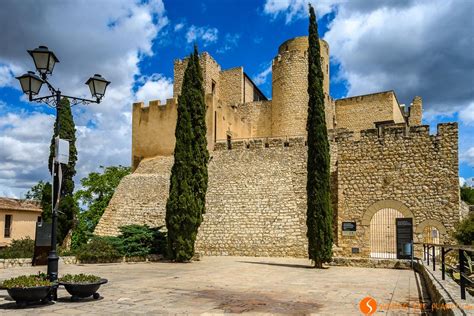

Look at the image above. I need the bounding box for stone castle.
[95,36,462,258]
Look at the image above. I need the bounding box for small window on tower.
[212,80,216,95]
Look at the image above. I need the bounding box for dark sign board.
[342,222,357,231]
[396,218,413,259]
[33,222,52,266]
[342,221,357,236]
[35,222,52,247]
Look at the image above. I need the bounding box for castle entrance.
[370,208,404,259]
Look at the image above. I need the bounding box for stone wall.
[131,99,177,169]
[243,75,254,103]
[94,156,173,236]
[173,52,221,99]
[271,37,331,137]
[97,137,311,257]
[219,67,243,106]
[335,91,406,137]
[235,101,272,138]
[336,123,459,257]
[98,123,460,258]
[409,96,423,126]
[197,137,308,257]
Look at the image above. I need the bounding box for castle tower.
[271,36,331,137]
[408,96,423,126]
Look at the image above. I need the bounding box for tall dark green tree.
[190,46,209,229]
[166,46,208,261]
[306,4,333,268]
[48,97,78,245]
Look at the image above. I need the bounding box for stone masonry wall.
[336,123,459,257]
[97,137,311,257]
[97,123,459,258]
[94,157,173,236]
[219,67,243,106]
[335,91,406,137]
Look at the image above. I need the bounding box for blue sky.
[0,0,473,197]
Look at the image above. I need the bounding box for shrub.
[59,273,101,284]
[119,225,155,257]
[1,273,51,288]
[453,214,474,245]
[0,237,35,259]
[75,237,122,263]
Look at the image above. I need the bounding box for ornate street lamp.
[16,45,110,300]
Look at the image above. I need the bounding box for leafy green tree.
[48,98,78,244]
[453,214,474,245]
[461,185,474,205]
[306,4,333,268]
[71,165,130,249]
[25,180,52,223]
[166,45,208,262]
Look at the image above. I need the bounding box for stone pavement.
[0,256,428,315]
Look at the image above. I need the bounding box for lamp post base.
[47,250,59,301]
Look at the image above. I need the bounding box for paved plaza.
[0,256,428,315]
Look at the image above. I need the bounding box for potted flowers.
[0,273,53,306]
[59,274,107,301]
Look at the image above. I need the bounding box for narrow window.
[4,215,12,238]
[227,134,232,150]
[211,80,216,95]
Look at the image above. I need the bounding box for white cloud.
[216,33,241,54]
[0,110,54,197]
[0,0,169,197]
[461,147,474,167]
[263,0,474,113]
[252,63,273,86]
[135,74,173,103]
[263,0,338,23]
[324,0,474,111]
[185,25,218,45]
[459,102,474,126]
[174,23,184,32]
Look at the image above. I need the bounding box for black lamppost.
[16,46,110,295]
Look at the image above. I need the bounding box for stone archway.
[415,219,447,250]
[361,200,414,226]
[361,200,414,258]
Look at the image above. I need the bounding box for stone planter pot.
[59,279,108,301]
[5,286,52,306]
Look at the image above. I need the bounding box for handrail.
[414,242,474,252]
[417,242,473,300]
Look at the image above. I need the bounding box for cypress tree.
[306,4,333,268]
[190,46,209,228]
[166,46,208,261]
[48,97,78,245]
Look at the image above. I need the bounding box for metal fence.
[417,242,474,300]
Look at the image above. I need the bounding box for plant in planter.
[0,272,53,306]
[59,273,107,301]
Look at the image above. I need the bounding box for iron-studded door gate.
[396,218,413,259]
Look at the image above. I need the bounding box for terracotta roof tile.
[0,197,42,212]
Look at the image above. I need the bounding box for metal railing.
[416,242,474,300]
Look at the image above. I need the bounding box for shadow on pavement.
[237,261,314,269]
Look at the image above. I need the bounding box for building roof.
[0,197,42,213]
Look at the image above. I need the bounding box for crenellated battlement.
[214,136,307,151]
[337,123,458,144]
[213,123,458,152]
[133,97,178,113]
[272,49,307,66]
